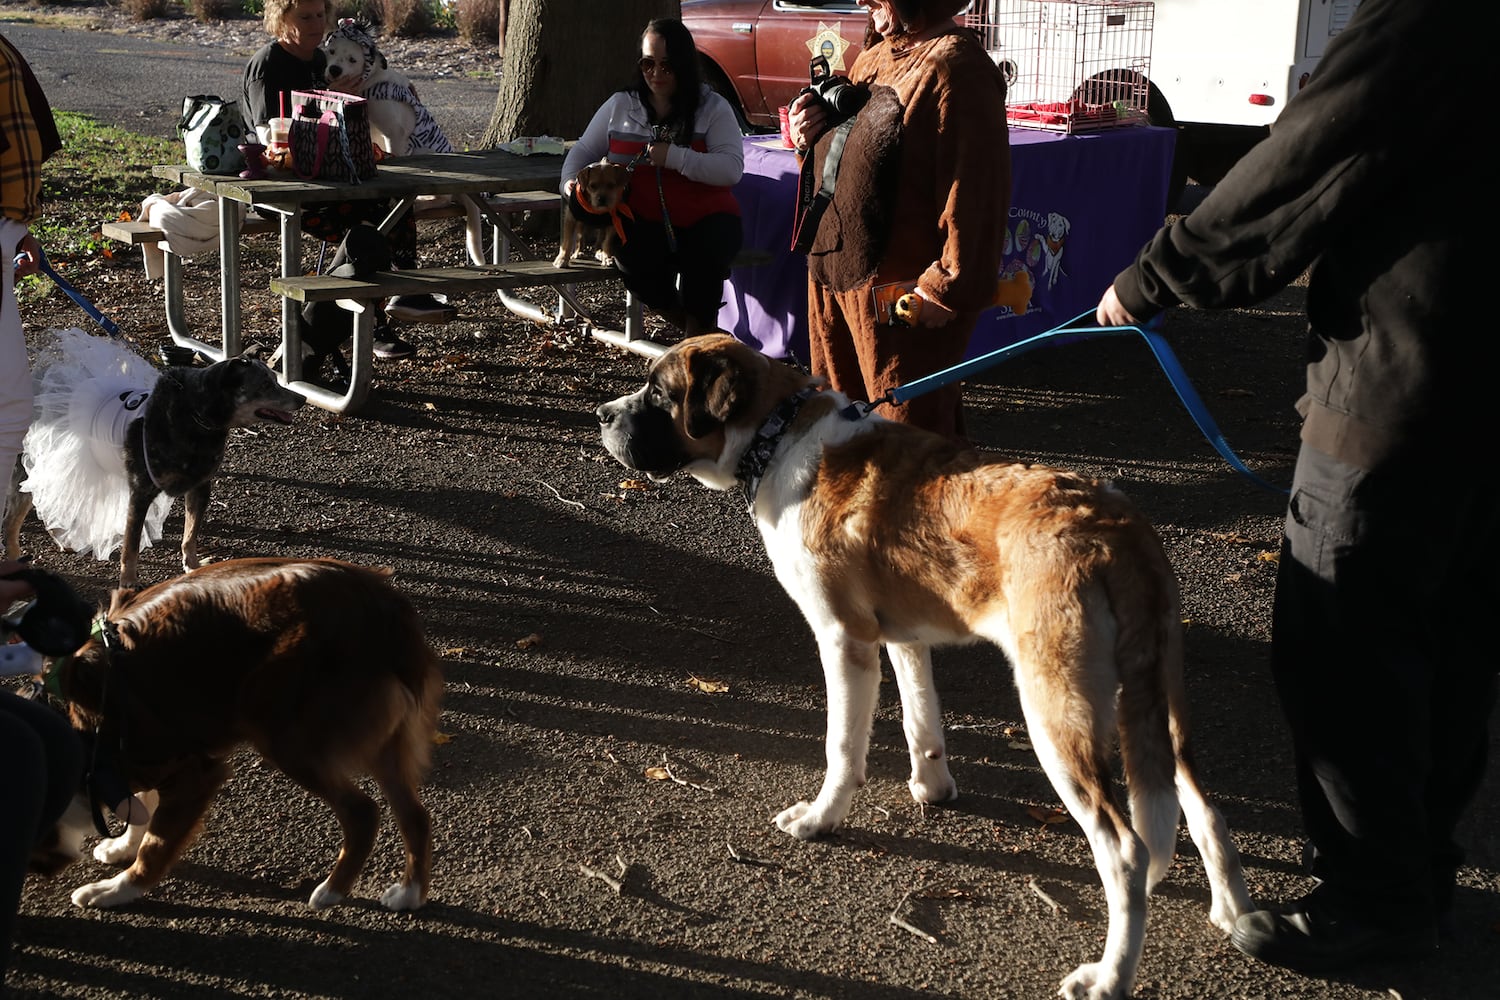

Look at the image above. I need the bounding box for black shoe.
[307,350,351,393]
[385,293,457,324]
[1231,889,1438,973]
[373,334,416,361]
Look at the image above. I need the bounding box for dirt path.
[4,7,1498,1000]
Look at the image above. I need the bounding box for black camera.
[800,54,869,121]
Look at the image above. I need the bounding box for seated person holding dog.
[242,0,454,366]
[560,17,744,336]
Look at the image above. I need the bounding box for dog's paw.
[774,800,842,840]
[1208,896,1253,935]
[1058,962,1125,1000]
[594,249,615,266]
[908,761,958,805]
[380,881,426,911]
[551,252,572,269]
[308,879,346,909]
[93,830,141,866]
[71,872,144,909]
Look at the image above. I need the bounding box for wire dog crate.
[966,0,1155,133]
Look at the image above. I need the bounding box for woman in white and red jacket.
[561,17,743,335]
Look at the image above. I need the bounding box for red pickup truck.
[683,0,874,132]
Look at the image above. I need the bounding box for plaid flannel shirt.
[0,33,61,225]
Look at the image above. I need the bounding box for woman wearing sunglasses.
[560,17,743,337]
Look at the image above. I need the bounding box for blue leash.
[27,246,124,340]
[880,309,1288,495]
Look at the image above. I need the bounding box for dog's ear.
[106,588,137,617]
[684,350,746,439]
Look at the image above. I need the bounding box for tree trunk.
[483,0,681,148]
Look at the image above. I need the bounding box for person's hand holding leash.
[11,232,40,279]
[1095,283,1138,326]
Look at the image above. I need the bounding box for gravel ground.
[3,5,1498,1000]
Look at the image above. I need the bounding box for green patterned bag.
[178,95,246,176]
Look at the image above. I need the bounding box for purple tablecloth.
[718,126,1177,362]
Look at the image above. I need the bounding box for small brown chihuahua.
[555,158,632,269]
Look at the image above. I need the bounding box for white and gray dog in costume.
[319,18,485,263]
[320,19,454,156]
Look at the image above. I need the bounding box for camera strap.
[791,117,857,254]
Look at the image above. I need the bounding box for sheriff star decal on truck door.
[805,22,852,72]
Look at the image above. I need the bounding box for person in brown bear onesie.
[787,0,1009,441]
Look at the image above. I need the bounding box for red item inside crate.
[1008,100,1121,125]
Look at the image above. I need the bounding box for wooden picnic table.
[145,149,655,413]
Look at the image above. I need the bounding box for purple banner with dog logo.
[718,126,1177,361]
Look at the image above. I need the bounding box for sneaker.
[306,350,351,393]
[385,293,457,324]
[1230,888,1438,973]
[373,335,416,361]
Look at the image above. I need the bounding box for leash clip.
[839,391,892,421]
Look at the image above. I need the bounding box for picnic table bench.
[131,150,668,414]
[268,259,623,411]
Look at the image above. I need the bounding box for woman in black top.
[241,0,452,363]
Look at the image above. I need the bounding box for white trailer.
[1147,0,1362,181]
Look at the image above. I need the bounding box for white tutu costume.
[20,327,173,560]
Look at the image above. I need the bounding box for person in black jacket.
[1094,0,1496,975]
[242,0,454,366]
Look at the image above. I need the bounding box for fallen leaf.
[1026,805,1070,826]
[644,766,670,781]
[922,887,970,899]
[1257,550,1279,564]
[117,209,132,222]
[687,675,729,694]
[432,732,453,745]
[1007,740,1033,751]
[441,646,467,657]
[515,633,543,649]
[619,479,649,490]
[1211,532,1256,545]
[423,401,438,411]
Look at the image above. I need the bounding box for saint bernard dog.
[596,334,1253,1000]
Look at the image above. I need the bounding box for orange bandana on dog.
[568,183,635,245]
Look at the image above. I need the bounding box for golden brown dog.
[596,334,1254,1000]
[34,557,442,912]
[554,157,631,269]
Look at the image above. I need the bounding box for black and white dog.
[3,329,304,587]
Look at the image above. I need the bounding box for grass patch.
[35,111,178,260]
[18,112,176,312]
